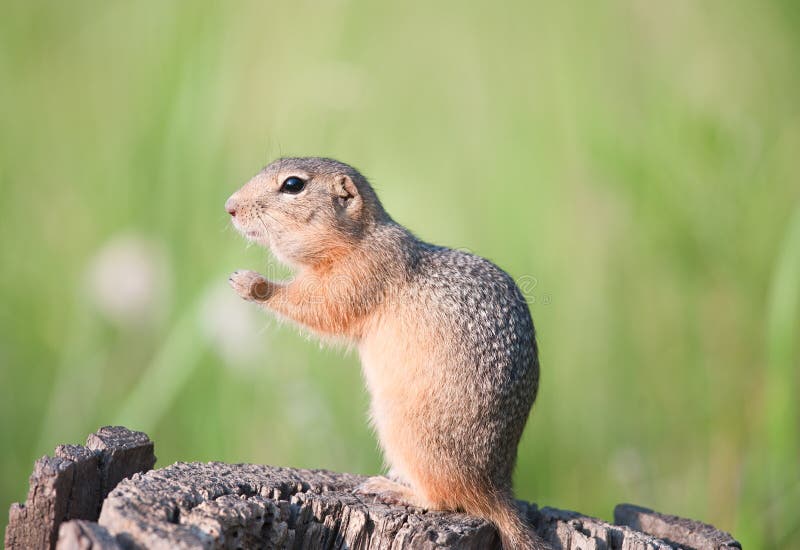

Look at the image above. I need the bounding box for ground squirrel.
[226,157,543,549]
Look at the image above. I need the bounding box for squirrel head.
[226,157,388,268]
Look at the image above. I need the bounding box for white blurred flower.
[200,282,267,371]
[85,233,171,327]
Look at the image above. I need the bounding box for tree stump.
[6,427,741,550]
[4,426,156,550]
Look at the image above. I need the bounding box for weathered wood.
[8,427,742,549]
[86,426,157,502]
[615,503,742,550]
[4,426,156,550]
[54,445,102,521]
[97,462,498,550]
[56,520,122,550]
[6,456,77,550]
[95,461,740,550]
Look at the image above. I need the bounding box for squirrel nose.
[225,197,237,217]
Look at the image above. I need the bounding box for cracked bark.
[7,428,741,550]
[4,427,156,550]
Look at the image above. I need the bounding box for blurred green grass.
[1,1,799,547]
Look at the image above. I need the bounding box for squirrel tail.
[465,491,549,550]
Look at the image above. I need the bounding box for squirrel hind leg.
[354,476,431,509]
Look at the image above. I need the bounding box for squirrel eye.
[280,176,306,194]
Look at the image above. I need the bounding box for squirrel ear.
[334,175,362,211]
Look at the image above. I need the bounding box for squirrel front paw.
[228,270,272,301]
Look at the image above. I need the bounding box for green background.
[2,2,799,547]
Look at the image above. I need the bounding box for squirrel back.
[362,234,544,548]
